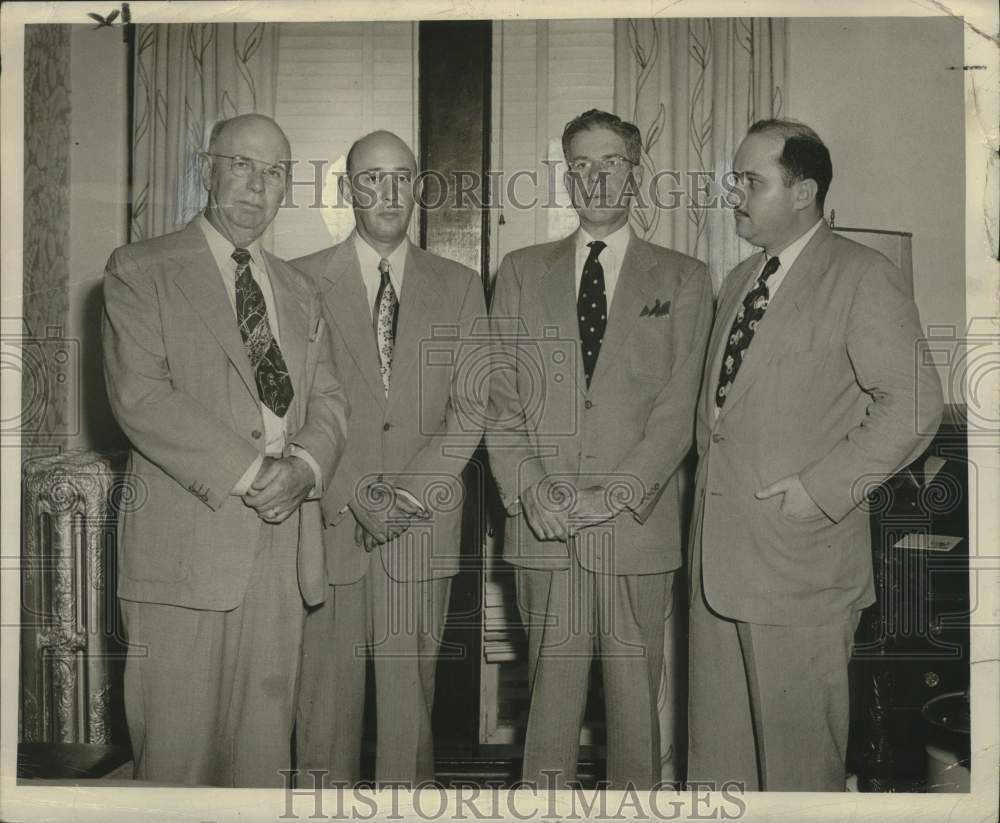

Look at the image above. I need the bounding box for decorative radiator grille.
[20,448,125,744]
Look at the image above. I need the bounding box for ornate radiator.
[20,448,125,744]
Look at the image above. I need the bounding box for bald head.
[346,130,416,176]
[208,114,290,160]
[342,130,418,255]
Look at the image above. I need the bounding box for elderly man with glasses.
[103,113,348,787]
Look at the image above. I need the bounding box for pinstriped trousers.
[516,553,671,790]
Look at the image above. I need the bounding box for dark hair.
[747,118,833,212]
[561,109,642,165]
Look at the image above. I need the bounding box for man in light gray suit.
[294,131,488,786]
[687,119,943,791]
[487,110,713,789]
[103,114,348,786]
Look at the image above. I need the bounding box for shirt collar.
[578,221,632,262]
[352,230,409,281]
[768,217,824,272]
[198,214,265,269]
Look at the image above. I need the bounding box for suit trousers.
[516,552,670,790]
[121,517,303,787]
[296,557,452,786]
[687,547,860,791]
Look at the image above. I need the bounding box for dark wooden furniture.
[849,405,970,791]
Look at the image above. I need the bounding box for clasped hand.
[242,455,314,524]
[521,479,622,543]
[352,484,429,551]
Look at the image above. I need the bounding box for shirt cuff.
[286,444,323,499]
[232,453,264,496]
[395,486,425,511]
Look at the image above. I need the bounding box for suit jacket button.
[251,429,262,440]
[712,433,724,443]
[584,400,593,410]
[383,422,391,432]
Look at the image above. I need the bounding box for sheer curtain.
[615,18,786,292]
[129,23,278,242]
[614,18,786,782]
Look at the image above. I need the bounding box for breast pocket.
[628,318,674,382]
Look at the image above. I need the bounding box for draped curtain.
[615,19,786,291]
[614,18,786,782]
[129,23,278,242]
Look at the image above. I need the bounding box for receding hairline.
[207,114,290,156]
[345,130,417,174]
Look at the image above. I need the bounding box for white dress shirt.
[575,221,632,308]
[353,230,408,318]
[756,217,825,297]
[198,216,321,496]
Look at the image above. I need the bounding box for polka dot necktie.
[714,254,781,409]
[577,240,608,388]
[231,247,294,417]
[374,257,398,396]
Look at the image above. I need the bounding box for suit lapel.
[387,245,438,416]
[171,223,258,402]
[265,252,307,429]
[716,224,833,418]
[539,235,587,401]
[317,241,386,410]
[589,235,658,389]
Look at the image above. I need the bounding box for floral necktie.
[374,257,398,396]
[232,247,294,416]
[714,254,781,409]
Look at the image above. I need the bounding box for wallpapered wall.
[22,25,72,456]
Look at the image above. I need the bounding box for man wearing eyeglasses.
[293,130,488,786]
[486,109,713,788]
[102,113,348,786]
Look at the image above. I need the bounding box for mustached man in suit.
[102,114,349,786]
[294,130,488,786]
[487,110,714,789]
[687,119,944,791]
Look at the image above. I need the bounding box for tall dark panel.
[418,21,492,279]
[418,21,492,757]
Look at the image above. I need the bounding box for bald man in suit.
[294,130,488,786]
[687,119,943,791]
[103,114,348,786]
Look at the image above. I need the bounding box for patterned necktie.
[232,247,295,417]
[715,255,781,410]
[374,257,398,396]
[577,240,607,388]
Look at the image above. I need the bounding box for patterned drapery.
[615,19,786,291]
[129,23,278,242]
[22,24,72,453]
